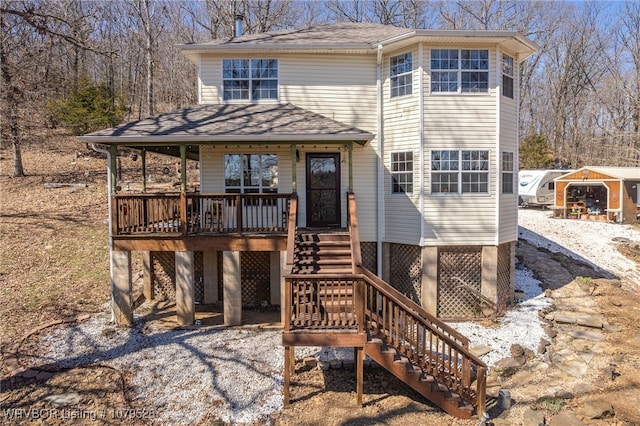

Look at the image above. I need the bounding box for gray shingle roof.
[80,103,374,144]
[182,22,410,49]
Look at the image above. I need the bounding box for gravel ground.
[23,208,640,424]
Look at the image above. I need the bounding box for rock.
[554,314,577,325]
[538,338,551,354]
[567,329,604,341]
[604,324,621,332]
[303,356,317,369]
[490,418,512,425]
[510,370,536,386]
[522,408,545,426]
[573,383,593,395]
[554,390,574,399]
[549,411,586,426]
[511,343,525,357]
[44,392,81,407]
[544,326,558,339]
[524,348,536,359]
[471,344,493,357]
[494,357,521,377]
[576,316,603,329]
[318,361,331,371]
[581,399,614,419]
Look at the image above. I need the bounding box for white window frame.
[390,151,414,194]
[430,49,489,94]
[502,54,514,99]
[222,59,278,101]
[390,52,413,98]
[224,154,279,193]
[431,149,490,194]
[501,151,514,194]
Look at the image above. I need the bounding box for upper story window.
[224,154,278,193]
[431,49,489,93]
[501,151,514,194]
[502,54,514,99]
[390,151,413,194]
[431,150,489,194]
[222,59,278,101]
[390,53,412,98]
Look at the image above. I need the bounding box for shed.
[554,167,640,223]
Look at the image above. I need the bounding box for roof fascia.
[79,134,373,145]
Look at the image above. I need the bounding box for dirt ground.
[1,134,640,425]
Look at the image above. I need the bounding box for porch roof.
[79,103,374,159]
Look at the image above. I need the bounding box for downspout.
[418,43,425,246]
[376,43,384,277]
[495,48,501,246]
[91,143,116,323]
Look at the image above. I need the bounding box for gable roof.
[178,22,538,60]
[79,103,374,145]
[557,166,640,181]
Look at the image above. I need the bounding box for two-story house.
[81,21,537,418]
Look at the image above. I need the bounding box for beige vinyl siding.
[382,47,422,245]
[422,46,498,246]
[200,55,222,103]
[352,144,379,241]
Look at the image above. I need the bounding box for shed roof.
[557,166,640,181]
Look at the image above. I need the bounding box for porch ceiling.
[79,103,374,160]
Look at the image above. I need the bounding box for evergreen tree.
[519,134,554,169]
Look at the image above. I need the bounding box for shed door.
[306,153,341,227]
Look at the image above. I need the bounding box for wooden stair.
[365,336,474,419]
[291,230,353,275]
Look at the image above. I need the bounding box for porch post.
[109,145,117,194]
[421,246,438,316]
[175,250,195,326]
[141,148,147,193]
[291,144,297,193]
[223,251,242,326]
[142,251,154,300]
[348,142,353,193]
[481,246,498,315]
[270,251,281,306]
[112,250,132,326]
[180,144,187,193]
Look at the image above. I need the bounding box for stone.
[567,329,604,341]
[509,370,536,386]
[44,392,81,407]
[470,344,493,357]
[554,390,574,399]
[581,399,614,419]
[573,383,593,395]
[576,316,603,329]
[554,314,577,325]
[511,343,525,357]
[303,356,317,369]
[538,338,551,354]
[604,324,621,332]
[494,357,521,377]
[549,411,586,426]
[522,408,545,426]
[490,418,512,425]
[318,361,331,371]
[524,348,536,359]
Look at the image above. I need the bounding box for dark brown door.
[306,153,341,227]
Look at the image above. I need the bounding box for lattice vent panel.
[389,244,422,304]
[496,243,513,314]
[152,251,176,301]
[194,251,204,304]
[360,242,377,273]
[437,247,482,319]
[240,252,271,307]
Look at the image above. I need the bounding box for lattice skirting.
[360,242,377,273]
[240,252,271,307]
[151,251,204,303]
[389,244,422,304]
[437,246,482,319]
[496,243,513,314]
[151,251,176,301]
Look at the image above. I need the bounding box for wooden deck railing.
[112,193,292,236]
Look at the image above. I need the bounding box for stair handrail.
[347,192,362,270]
[285,194,298,271]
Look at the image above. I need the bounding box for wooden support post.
[141,148,147,193]
[142,251,153,300]
[175,251,195,326]
[291,144,297,194]
[203,251,218,304]
[356,346,363,407]
[235,194,242,233]
[223,251,242,326]
[109,145,117,194]
[348,142,353,193]
[284,346,291,407]
[180,192,188,236]
[180,144,187,193]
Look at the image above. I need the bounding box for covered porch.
[79,103,373,328]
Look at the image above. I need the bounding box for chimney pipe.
[235,14,243,37]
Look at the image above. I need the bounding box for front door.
[306,153,341,227]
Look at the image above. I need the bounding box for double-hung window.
[431,49,489,93]
[390,53,412,98]
[502,54,514,99]
[390,151,413,194]
[222,59,278,101]
[431,150,490,194]
[224,154,278,193]
[501,152,514,194]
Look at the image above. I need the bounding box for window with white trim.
[501,152,514,194]
[224,154,278,193]
[390,53,412,98]
[390,151,413,193]
[431,150,489,194]
[222,59,278,101]
[431,49,489,93]
[502,54,514,99]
